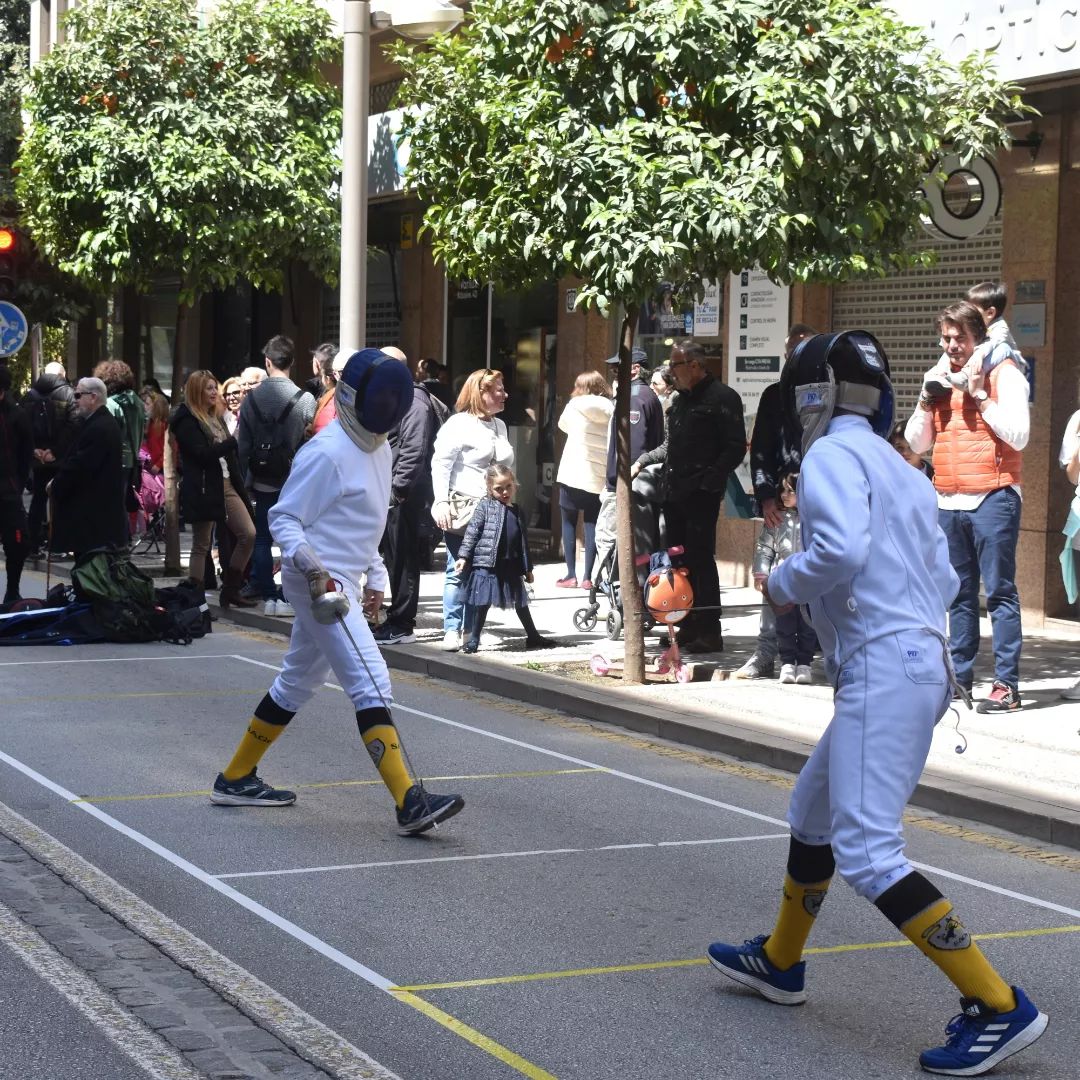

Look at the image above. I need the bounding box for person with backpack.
[171,370,257,609]
[21,361,75,556]
[236,336,316,617]
[0,367,33,611]
[374,347,442,645]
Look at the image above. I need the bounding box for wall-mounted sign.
[565,288,578,313]
[1016,280,1046,303]
[727,270,790,494]
[920,154,1002,240]
[400,213,415,250]
[889,1,1080,84]
[1011,303,1046,348]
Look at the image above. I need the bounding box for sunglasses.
[73,391,97,399]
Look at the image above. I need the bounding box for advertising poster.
[727,269,790,495]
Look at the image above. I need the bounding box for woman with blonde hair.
[430,367,514,650]
[555,370,613,588]
[169,370,256,608]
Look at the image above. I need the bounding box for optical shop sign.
[889,1,1080,83]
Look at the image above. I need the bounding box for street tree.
[17,0,342,571]
[392,0,1022,682]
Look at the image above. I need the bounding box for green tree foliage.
[392,0,1022,681]
[16,0,342,305]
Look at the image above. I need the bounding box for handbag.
[445,490,480,534]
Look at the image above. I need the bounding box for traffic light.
[0,226,18,301]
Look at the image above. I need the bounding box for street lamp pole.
[339,0,371,351]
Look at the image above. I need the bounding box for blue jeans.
[252,489,282,601]
[442,531,475,635]
[938,487,1022,689]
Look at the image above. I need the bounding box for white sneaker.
[263,599,278,617]
[1061,677,1080,701]
[795,664,812,684]
[440,630,462,651]
[275,600,295,618]
[779,663,796,684]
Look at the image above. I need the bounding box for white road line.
[216,833,791,880]
[0,900,204,1080]
[0,655,242,666]
[0,748,397,993]
[229,653,1080,921]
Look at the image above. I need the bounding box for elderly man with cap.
[210,348,464,836]
[632,340,746,653]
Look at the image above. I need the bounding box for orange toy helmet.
[645,566,694,624]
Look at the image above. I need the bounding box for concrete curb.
[209,603,1080,854]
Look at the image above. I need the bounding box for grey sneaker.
[211,770,296,807]
[734,656,774,679]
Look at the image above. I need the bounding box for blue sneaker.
[396,785,464,835]
[920,987,1047,1076]
[706,934,807,1005]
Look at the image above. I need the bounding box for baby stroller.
[131,448,166,555]
[573,471,665,640]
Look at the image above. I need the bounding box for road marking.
[75,767,601,804]
[0,899,204,1080]
[0,750,555,1080]
[216,833,790,880]
[231,655,1080,921]
[397,924,1080,992]
[0,655,242,665]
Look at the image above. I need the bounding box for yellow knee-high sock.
[763,874,833,971]
[358,709,413,808]
[761,839,835,970]
[222,694,294,781]
[877,873,1015,1012]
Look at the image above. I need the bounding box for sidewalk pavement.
[19,545,1080,851]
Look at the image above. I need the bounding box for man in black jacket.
[375,348,440,645]
[633,340,746,652]
[21,361,75,556]
[0,367,34,610]
[49,377,127,559]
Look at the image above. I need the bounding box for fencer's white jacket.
[768,415,959,682]
[268,420,390,594]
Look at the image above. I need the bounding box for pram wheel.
[573,608,598,632]
[605,609,623,640]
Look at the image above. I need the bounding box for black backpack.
[247,388,304,486]
[24,393,56,448]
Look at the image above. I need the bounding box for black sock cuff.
[355,706,393,735]
[254,692,295,727]
[786,838,836,884]
[874,871,945,929]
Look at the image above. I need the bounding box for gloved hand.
[292,542,351,623]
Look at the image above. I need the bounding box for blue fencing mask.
[335,348,414,452]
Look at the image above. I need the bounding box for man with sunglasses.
[49,377,127,558]
[632,340,746,653]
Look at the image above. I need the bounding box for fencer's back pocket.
[895,630,946,685]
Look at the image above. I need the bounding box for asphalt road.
[1,623,1077,1079]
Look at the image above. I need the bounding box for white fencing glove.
[292,542,350,624]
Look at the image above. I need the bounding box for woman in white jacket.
[430,368,515,651]
[555,371,613,588]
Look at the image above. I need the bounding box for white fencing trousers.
[787,628,952,902]
[268,569,393,714]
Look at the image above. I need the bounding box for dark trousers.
[1,498,29,603]
[28,467,54,552]
[776,605,817,665]
[382,495,424,631]
[663,490,722,638]
[252,489,281,601]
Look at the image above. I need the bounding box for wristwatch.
[972,389,989,404]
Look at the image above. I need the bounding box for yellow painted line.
[396,924,1080,992]
[73,767,600,803]
[391,990,556,1080]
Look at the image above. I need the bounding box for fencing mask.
[335,348,415,452]
[781,331,893,455]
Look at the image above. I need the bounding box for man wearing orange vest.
[905,300,1029,712]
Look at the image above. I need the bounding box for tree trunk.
[163,296,194,576]
[614,308,646,684]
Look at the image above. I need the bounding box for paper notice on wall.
[727,269,791,494]
[693,280,721,337]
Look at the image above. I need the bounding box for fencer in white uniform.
[210,348,464,836]
[706,332,1045,1077]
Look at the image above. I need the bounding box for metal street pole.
[339,0,371,351]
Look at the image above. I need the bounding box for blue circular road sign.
[0,301,29,357]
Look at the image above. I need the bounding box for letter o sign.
[920,154,1002,240]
